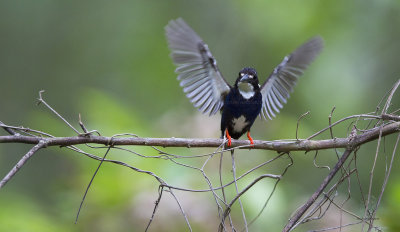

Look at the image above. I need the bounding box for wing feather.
[166,18,231,115]
[260,36,323,120]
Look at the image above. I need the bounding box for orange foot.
[247,131,254,146]
[225,129,232,147]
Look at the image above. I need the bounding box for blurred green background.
[1,0,400,231]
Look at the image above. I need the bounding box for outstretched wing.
[259,36,324,120]
[165,18,231,116]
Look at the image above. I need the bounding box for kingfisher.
[165,18,323,147]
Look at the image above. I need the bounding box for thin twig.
[37,90,80,134]
[313,150,330,171]
[231,151,248,232]
[145,186,164,231]
[306,114,381,140]
[381,79,400,114]
[0,120,17,135]
[296,111,310,140]
[75,145,113,224]
[219,150,233,231]
[246,152,294,229]
[368,132,400,232]
[219,173,281,231]
[0,139,48,188]
[362,125,383,231]
[166,188,193,232]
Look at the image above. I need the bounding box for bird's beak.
[240,74,250,82]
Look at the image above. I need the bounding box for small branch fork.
[283,79,400,232]
[1,79,400,231]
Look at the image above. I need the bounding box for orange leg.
[247,131,254,145]
[225,129,232,147]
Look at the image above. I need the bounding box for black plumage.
[165,18,323,146]
[221,67,262,141]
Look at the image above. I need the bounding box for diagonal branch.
[283,148,353,232]
[0,139,48,188]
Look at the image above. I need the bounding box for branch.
[283,149,353,232]
[1,120,399,151]
[0,139,48,188]
[1,80,399,231]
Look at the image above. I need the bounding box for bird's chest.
[224,89,262,117]
[222,89,262,133]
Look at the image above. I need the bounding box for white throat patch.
[238,82,255,99]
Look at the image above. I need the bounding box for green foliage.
[1,0,400,231]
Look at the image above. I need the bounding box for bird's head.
[235,67,260,93]
[234,67,260,99]
[235,67,259,86]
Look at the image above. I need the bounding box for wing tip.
[304,35,324,55]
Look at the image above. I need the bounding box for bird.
[165,18,323,147]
